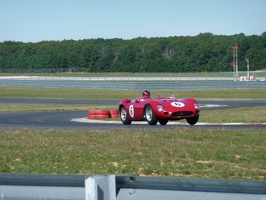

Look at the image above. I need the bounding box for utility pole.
[246,58,249,79]
[232,44,238,81]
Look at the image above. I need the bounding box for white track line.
[201,104,228,108]
[71,118,266,125]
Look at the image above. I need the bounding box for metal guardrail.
[0,71,266,81]
[0,174,265,200]
[0,75,238,81]
[0,75,265,90]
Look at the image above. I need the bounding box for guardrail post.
[86,177,97,200]
[85,175,116,200]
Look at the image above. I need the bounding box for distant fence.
[0,69,265,81]
[0,68,88,74]
[1,75,265,90]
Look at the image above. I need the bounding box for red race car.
[119,90,200,125]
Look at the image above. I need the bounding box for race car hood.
[155,97,199,111]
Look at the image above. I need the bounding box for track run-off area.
[0,98,265,131]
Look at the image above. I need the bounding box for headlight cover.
[194,102,200,109]
[157,105,164,112]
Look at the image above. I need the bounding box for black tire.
[186,115,199,125]
[159,119,168,125]
[120,106,132,125]
[145,105,157,125]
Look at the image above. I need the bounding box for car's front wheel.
[159,119,168,125]
[120,106,132,125]
[145,105,158,125]
[186,115,199,125]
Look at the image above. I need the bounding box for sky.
[0,0,266,43]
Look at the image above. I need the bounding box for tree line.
[0,32,265,73]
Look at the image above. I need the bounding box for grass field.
[0,86,265,180]
[0,129,265,180]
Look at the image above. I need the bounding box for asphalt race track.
[0,98,265,131]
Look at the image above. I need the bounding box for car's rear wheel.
[145,105,157,125]
[186,115,199,125]
[120,106,132,125]
[159,119,168,125]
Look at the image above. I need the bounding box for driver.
[141,90,151,100]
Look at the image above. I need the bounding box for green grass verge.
[201,106,266,123]
[0,104,113,112]
[0,129,265,180]
[0,86,266,99]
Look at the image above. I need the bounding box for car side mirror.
[135,99,140,103]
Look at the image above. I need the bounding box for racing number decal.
[171,102,185,107]
[129,105,134,118]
